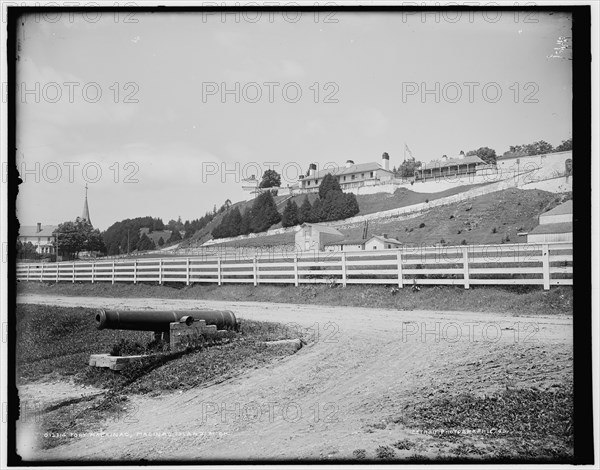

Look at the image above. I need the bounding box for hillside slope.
[181,183,488,248]
[208,188,571,248]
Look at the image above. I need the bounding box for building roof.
[420,155,485,170]
[368,235,402,245]
[19,225,58,237]
[302,162,392,182]
[541,200,573,217]
[324,238,367,246]
[529,222,572,235]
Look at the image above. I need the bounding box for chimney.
[36,223,42,233]
[382,233,388,239]
[458,150,465,160]
[441,155,448,162]
[308,163,317,176]
[345,160,354,168]
[381,152,390,171]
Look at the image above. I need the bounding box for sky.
[15,9,572,231]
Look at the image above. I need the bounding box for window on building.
[373,246,377,250]
[361,173,364,178]
[316,180,319,184]
[370,171,374,177]
[387,244,391,249]
[343,176,346,181]
[351,175,355,180]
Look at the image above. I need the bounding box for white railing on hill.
[16,242,572,290]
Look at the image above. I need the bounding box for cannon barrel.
[96,309,239,332]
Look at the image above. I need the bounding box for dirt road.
[16,294,573,461]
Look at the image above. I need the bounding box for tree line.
[211,174,360,239]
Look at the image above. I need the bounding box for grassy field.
[18,281,573,316]
[336,188,571,246]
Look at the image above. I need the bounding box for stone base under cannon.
[90,319,233,370]
[89,353,155,371]
[167,319,230,352]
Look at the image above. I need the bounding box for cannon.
[95,309,239,332]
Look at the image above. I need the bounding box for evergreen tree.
[318,173,342,199]
[227,207,243,237]
[167,228,182,244]
[282,199,299,228]
[137,233,155,251]
[344,192,360,218]
[240,209,253,235]
[310,198,323,223]
[158,237,164,247]
[250,191,281,233]
[298,196,312,224]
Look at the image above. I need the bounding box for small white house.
[539,200,573,225]
[364,234,402,250]
[295,223,345,251]
[324,239,367,252]
[528,200,573,243]
[18,223,58,255]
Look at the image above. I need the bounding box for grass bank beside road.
[17,281,573,316]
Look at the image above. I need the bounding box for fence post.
[217,258,222,286]
[253,256,258,286]
[294,255,299,287]
[133,260,137,284]
[462,246,470,289]
[341,252,347,287]
[186,258,190,286]
[27,264,30,281]
[397,250,403,288]
[72,262,75,283]
[159,259,163,285]
[40,263,44,282]
[91,263,95,284]
[112,261,115,284]
[542,243,550,290]
[55,263,59,283]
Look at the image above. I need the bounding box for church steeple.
[82,184,92,225]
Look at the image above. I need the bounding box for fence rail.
[16,242,573,290]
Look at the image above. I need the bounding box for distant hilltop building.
[299,153,394,193]
[414,151,488,181]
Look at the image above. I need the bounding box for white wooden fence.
[16,242,572,290]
